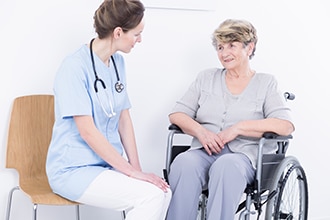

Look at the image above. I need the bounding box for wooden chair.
[5,95,80,220]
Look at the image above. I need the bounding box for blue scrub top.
[46,45,131,200]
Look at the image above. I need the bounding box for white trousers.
[76,170,172,220]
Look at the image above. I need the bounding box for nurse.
[46,1,171,219]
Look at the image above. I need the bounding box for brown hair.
[212,19,258,59]
[94,0,145,39]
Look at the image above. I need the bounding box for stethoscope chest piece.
[115,81,124,93]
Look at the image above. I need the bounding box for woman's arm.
[169,112,225,155]
[169,112,294,155]
[218,118,295,145]
[118,109,142,171]
[235,118,294,137]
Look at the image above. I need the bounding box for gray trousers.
[166,146,255,220]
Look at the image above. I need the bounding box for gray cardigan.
[170,68,293,168]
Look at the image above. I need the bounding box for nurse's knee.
[146,184,172,204]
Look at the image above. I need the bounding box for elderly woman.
[166,19,294,220]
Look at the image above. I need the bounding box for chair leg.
[121,210,126,219]
[32,203,80,220]
[6,186,20,220]
[33,204,38,220]
[75,205,80,220]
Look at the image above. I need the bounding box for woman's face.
[117,18,145,53]
[216,41,253,70]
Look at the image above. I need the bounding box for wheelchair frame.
[164,124,308,220]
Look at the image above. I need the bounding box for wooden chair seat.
[19,177,78,205]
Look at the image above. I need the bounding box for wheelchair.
[163,94,308,220]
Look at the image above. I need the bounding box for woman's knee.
[170,150,209,175]
[209,154,254,183]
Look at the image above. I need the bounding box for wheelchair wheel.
[265,156,308,220]
[196,193,207,220]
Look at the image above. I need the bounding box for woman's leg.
[207,153,255,220]
[166,149,215,220]
[76,170,172,220]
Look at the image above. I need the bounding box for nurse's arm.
[74,115,137,176]
[74,115,169,192]
[118,109,142,171]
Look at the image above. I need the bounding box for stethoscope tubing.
[89,38,124,93]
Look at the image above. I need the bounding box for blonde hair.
[212,19,258,59]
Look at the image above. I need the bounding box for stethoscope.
[90,38,124,93]
[90,38,124,117]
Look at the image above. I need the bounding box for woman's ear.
[247,42,255,56]
[113,27,122,39]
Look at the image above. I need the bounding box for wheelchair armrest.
[168,124,183,133]
[262,132,293,140]
[260,132,292,155]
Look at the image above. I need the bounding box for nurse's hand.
[130,171,170,192]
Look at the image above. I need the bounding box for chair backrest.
[6,95,54,184]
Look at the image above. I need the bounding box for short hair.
[94,0,145,39]
[212,19,258,59]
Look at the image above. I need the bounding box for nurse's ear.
[113,27,123,39]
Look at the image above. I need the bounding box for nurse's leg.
[166,149,214,220]
[76,170,172,220]
[207,153,255,220]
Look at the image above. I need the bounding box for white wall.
[1,0,329,219]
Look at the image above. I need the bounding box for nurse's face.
[117,18,145,53]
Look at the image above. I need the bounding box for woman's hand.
[130,170,170,192]
[217,125,239,145]
[197,128,225,155]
